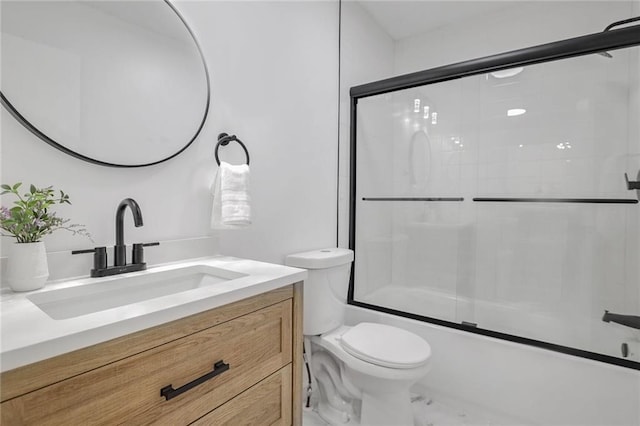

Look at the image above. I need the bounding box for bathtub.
[346,298,640,426]
[360,286,638,362]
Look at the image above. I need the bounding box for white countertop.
[0,256,307,372]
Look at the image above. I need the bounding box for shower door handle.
[625,171,640,201]
[624,172,640,190]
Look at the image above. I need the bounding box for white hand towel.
[211,161,251,229]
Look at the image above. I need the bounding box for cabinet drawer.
[192,365,292,426]
[1,300,292,425]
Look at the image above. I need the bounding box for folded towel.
[211,161,251,229]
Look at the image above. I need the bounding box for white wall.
[337,1,395,248]
[1,0,339,278]
[188,1,339,263]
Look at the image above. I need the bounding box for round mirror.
[1,0,210,167]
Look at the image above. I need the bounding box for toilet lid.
[338,323,431,369]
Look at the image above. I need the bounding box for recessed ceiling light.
[490,67,524,79]
[507,108,526,117]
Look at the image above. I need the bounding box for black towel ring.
[215,133,250,166]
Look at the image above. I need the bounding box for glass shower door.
[351,43,640,366]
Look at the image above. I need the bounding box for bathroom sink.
[27,265,247,320]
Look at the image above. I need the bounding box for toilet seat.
[313,325,432,381]
[339,322,431,369]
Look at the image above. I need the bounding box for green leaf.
[0,182,87,242]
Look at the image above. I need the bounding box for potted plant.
[1,183,91,291]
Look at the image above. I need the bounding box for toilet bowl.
[286,248,432,426]
[311,324,431,425]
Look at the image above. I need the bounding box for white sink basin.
[27,265,247,320]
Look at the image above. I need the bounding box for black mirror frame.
[0,0,210,168]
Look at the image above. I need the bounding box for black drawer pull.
[160,360,230,401]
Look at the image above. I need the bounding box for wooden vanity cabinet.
[0,283,303,426]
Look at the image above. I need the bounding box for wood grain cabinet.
[0,284,303,426]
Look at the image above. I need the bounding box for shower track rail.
[348,20,640,371]
[362,197,464,202]
[349,24,640,99]
[473,197,638,204]
[361,197,638,204]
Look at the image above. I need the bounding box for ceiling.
[356,0,522,40]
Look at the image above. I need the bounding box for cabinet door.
[191,365,292,426]
[1,300,292,425]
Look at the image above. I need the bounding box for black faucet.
[114,198,143,266]
[72,198,158,277]
[602,310,640,330]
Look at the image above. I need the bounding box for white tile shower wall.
[392,1,637,203]
[0,1,339,270]
[339,1,640,424]
[348,0,639,351]
[346,304,640,426]
[354,99,396,294]
[385,1,639,356]
[629,1,640,321]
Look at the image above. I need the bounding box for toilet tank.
[285,248,354,336]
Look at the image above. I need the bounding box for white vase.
[6,241,49,292]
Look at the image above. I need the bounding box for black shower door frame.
[348,23,640,370]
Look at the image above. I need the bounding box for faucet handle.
[132,242,160,265]
[72,246,108,270]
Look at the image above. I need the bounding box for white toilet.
[286,248,432,426]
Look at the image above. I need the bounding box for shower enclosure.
[348,19,640,369]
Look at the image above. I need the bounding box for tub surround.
[0,255,306,372]
[346,304,640,426]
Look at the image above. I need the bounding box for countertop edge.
[0,256,307,372]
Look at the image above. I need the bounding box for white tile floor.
[411,395,490,426]
[303,408,330,426]
[302,393,520,426]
